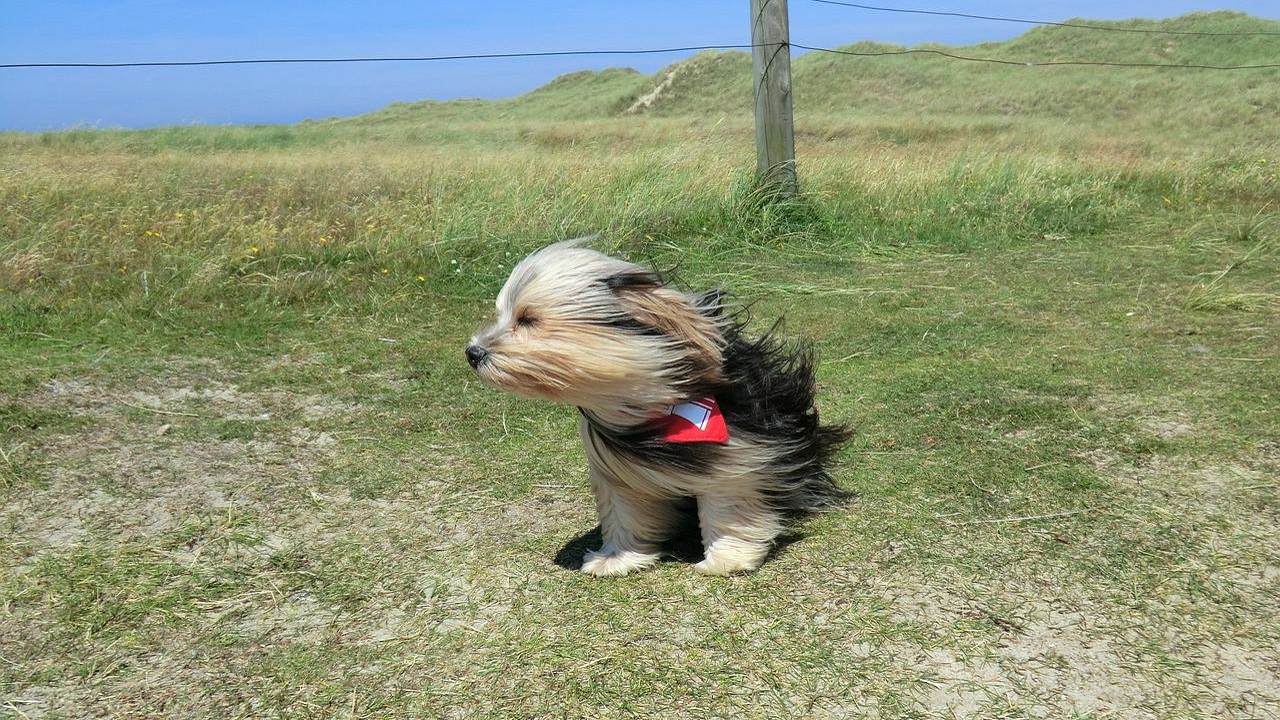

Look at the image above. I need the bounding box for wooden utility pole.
[751,0,797,197]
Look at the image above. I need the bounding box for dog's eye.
[515,313,538,328]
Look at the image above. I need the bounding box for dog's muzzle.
[465,344,489,370]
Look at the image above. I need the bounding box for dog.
[466,238,848,575]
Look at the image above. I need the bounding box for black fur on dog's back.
[712,322,851,512]
[581,313,850,514]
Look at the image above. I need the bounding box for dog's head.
[467,239,726,414]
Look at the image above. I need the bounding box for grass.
[2,11,1280,719]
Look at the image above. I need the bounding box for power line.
[0,44,756,69]
[4,42,1278,73]
[793,42,1280,69]
[807,0,1280,37]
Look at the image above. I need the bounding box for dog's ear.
[605,272,723,366]
[603,270,664,292]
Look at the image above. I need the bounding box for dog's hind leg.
[693,491,782,575]
[581,471,673,577]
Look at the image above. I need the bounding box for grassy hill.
[358,67,649,124]
[347,10,1278,146]
[786,11,1279,138]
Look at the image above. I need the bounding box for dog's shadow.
[553,521,806,571]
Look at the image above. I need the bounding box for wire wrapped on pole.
[751,0,798,198]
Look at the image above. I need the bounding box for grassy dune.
[2,11,1279,720]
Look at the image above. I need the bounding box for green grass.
[2,10,1280,719]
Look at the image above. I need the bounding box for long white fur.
[580,420,785,575]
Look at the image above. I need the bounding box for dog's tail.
[786,422,854,512]
[717,323,853,513]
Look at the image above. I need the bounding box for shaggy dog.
[466,239,847,575]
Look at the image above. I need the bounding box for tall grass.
[2,119,1274,316]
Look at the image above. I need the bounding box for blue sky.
[1,1,1275,130]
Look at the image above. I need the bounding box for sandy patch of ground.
[625,65,685,115]
[4,366,350,566]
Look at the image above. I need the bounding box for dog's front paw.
[581,546,659,577]
[693,542,767,575]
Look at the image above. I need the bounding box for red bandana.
[659,397,729,444]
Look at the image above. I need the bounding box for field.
[2,12,1279,720]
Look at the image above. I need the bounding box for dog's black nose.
[465,344,489,369]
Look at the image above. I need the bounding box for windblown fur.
[468,239,849,575]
